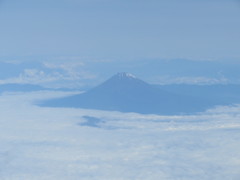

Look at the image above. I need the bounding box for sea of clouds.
[0,91,240,180]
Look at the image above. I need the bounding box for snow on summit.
[115,72,137,79]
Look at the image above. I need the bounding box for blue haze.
[0,0,239,60]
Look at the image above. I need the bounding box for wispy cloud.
[0,65,97,88]
[0,69,61,85]
[152,76,229,85]
[43,62,97,82]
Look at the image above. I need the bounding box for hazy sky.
[0,0,240,61]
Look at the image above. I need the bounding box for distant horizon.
[0,58,240,89]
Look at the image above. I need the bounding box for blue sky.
[0,0,240,88]
[0,0,240,60]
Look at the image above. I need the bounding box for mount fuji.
[40,73,219,115]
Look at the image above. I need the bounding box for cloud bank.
[0,91,239,179]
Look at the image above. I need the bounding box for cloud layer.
[0,91,239,179]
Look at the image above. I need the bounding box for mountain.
[40,72,223,115]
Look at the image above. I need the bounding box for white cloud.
[44,62,97,82]
[44,61,85,70]
[0,91,240,179]
[0,63,97,88]
[153,76,229,85]
[0,69,62,85]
